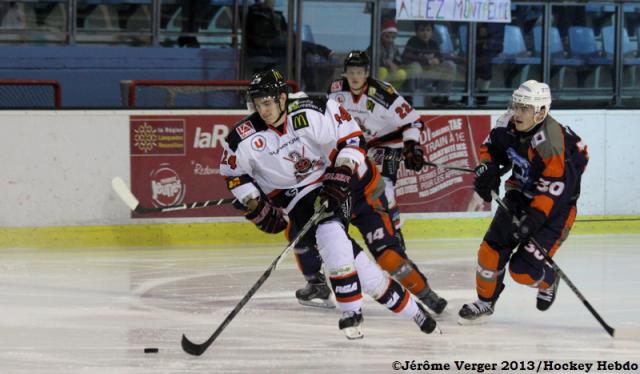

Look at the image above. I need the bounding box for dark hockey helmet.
[247,69,289,102]
[344,50,370,72]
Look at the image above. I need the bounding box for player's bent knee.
[316,221,352,268]
[377,249,406,274]
[354,251,387,298]
[508,268,537,286]
[377,249,426,294]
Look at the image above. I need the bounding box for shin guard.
[378,249,428,297]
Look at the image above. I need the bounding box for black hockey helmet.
[344,50,370,72]
[247,68,289,102]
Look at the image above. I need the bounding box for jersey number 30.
[536,178,564,196]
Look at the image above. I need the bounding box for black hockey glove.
[402,140,425,171]
[244,198,288,234]
[512,207,546,244]
[318,165,352,213]
[473,162,501,202]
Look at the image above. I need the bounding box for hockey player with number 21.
[458,80,589,324]
[219,69,438,339]
[299,50,446,315]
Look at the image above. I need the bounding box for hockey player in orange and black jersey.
[220,69,438,339]
[458,80,589,325]
[296,50,446,315]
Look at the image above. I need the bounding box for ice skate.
[295,273,335,309]
[537,276,559,311]
[413,302,438,334]
[418,288,448,315]
[457,300,494,325]
[339,309,364,340]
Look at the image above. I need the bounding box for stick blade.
[612,326,640,340]
[181,334,208,356]
[111,176,140,211]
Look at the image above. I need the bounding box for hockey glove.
[402,140,425,171]
[512,207,546,244]
[474,162,501,202]
[244,198,288,234]
[318,165,352,213]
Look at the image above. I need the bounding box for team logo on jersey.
[531,130,546,148]
[236,121,256,139]
[287,100,300,113]
[367,87,376,96]
[292,112,310,130]
[366,99,375,112]
[251,135,266,151]
[227,176,242,190]
[335,94,345,104]
[283,145,325,182]
[331,80,343,92]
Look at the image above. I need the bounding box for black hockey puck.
[144,348,159,353]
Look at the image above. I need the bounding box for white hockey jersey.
[327,77,422,149]
[220,96,366,212]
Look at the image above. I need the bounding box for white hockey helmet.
[511,80,552,113]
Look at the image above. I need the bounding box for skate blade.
[433,324,443,335]
[342,326,364,340]
[298,298,336,309]
[457,315,491,326]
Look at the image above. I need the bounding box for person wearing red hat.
[368,18,407,88]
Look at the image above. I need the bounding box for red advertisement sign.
[397,115,491,212]
[129,114,491,219]
[130,115,245,218]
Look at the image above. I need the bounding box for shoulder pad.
[366,78,398,108]
[225,112,267,152]
[287,96,327,114]
[532,117,564,157]
[329,78,348,93]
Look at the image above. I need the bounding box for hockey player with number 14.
[220,69,438,339]
[303,51,447,315]
[458,80,589,324]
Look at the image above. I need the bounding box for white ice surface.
[1,235,639,373]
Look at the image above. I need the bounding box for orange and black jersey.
[479,113,589,218]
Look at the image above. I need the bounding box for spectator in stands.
[369,18,407,89]
[402,21,456,104]
[474,23,504,105]
[244,0,288,76]
[0,2,27,29]
[177,0,208,47]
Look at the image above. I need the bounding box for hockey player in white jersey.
[298,51,446,314]
[219,69,437,339]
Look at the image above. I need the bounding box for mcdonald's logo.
[292,112,309,130]
[366,99,375,112]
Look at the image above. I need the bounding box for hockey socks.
[376,278,437,334]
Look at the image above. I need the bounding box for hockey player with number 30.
[458,80,589,324]
[296,51,446,315]
[220,69,438,339]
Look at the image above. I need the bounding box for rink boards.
[2,109,640,248]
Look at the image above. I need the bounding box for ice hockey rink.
[1,235,639,374]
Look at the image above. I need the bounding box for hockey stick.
[491,191,616,338]
[181,204,327,356]
[382,152,475,173]
[111,176,236,214]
